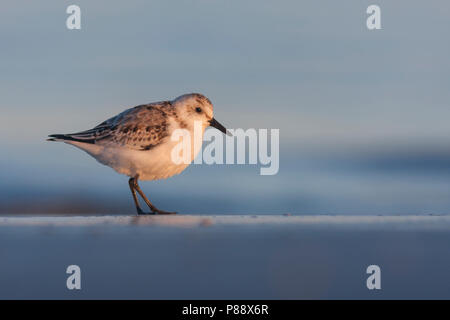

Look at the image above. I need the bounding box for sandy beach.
[0,215,449,299]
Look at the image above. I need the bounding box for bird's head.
[171,93,229,134]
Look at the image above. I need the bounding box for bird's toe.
[136,208,156,215]
[154,209,177,215]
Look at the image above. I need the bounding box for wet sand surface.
[0,215,449,299]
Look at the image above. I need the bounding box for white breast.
[67,120,205,181]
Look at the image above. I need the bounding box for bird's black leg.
[129,177,177,215]
[128,178,150,215]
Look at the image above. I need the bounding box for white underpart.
[67,116,206,181]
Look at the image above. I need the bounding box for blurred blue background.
[1,0,450,215]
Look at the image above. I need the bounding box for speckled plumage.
[48,93,219,181]
[64,102,172,151]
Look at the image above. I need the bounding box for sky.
[1,0,450,214]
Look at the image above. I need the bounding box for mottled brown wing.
[61,103,170,150]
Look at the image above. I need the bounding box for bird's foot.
[136,207,156,215]
[136,207,177,215]
[152,208,177,215]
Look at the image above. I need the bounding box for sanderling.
[48,93,228,215]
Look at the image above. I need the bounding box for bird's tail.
[47,134,71,142]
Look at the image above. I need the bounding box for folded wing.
[48,103,170,151]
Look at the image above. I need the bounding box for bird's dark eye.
[195,107,202,113]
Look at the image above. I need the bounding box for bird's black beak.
[209,118,231,136]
